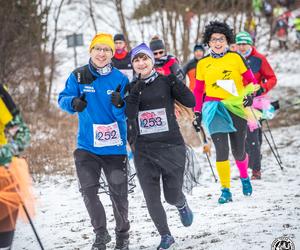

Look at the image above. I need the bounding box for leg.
[229,113,253,195]
[0,231,14,249]
[211,133,230,188]
[134,150,171,236]
[159,145,186,207]
[101,155,130,241]
[246,127,261,171]
[73,149,107,234]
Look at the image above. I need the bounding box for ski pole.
[263,119,283,164]
[250,108,284,170]
[197,127,218,182]
[5,167,45,250]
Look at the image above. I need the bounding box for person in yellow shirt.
[0,84,32,249]
[193,21,258,204]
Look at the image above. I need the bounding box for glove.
[0,144,14,166]
[167,74,180,87]
[131,74,145,95]
[243,94,254,107]
[192,112,202,132]
[111,84,124,108]
[72,93,87,112]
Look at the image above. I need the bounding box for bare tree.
[47,0,65,106]
[113,0,131,49]
[88,0,98,34]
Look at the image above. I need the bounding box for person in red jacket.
[149,36,184,80]
[236,31,277,179]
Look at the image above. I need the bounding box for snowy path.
[13,124,300,250]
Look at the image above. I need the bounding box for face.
[132,55,153,78]
[237,43,252,55]
[153,49,165,59]
[114,40,126,50]
[194,50,204,60]
[208,33,228,54]
[90,44,113,68]
[230,43,238,52]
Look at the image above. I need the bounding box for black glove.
[271,100,280,111]
[243,94,254,107]
[131,74,145,95]
[111,84,124,108]
[192,112,202,132]
[167,74,180,87]
[72,93,87,112]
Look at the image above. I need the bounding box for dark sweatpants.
[74,149,130,240]
[246,127,262,171]
[211,112,247,162]
[134,143,186,236]
[0,230,14,248]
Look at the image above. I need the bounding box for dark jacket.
[125,74,195,148]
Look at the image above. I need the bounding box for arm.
[193,79,205,112]
[112,77,129,121]
[169,75,195,108]
[125,80,142,120]
[58,73,80,114]
[170,59,185,81]
[242,69,258,84]
[260,57,277,92]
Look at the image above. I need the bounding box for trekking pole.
[5,167,45,250]
[250,108,284,170]
[263,119,283,164]
[196,127,218,182]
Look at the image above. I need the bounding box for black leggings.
[211,112,247,162]
[0,230,14,248]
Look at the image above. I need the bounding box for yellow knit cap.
[89,33,115,53]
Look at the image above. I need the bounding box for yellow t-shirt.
[0,98,13,145]
[196,51,249,99]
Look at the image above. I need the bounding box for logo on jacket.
[83,85,95,93]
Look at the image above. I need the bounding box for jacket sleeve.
[125,81,140,120]
[193,79,205,112]
[170,60,185,81]
[112,76,129,122]
[260,57,277,92]
[171,78,195,108]
[58,73,80,114]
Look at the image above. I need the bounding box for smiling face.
[209,33,228,54]
[132,54,153,78]
[90,44,113,68]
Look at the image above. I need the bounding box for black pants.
[134,143,186,236]
[211,112,247,161]
[0,230,14,249]
[74,149,130,239]
[246,127,262,171]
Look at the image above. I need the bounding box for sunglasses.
[153,50,164,56]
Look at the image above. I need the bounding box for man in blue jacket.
[58,33,129,250]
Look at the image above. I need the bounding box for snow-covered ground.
[11,1,300,249]
[13,121,300,250]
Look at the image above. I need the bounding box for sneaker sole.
[158,242,179,250]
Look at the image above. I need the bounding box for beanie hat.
[194,43,205,52]
[114,33,125,42]
[89,33,115,53]
[131,43,155,65]
[235,31,253,45]
[149,37,165,51]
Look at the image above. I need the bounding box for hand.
[0,144,13,166]
[131,74,145,95]
[192,112,202,132]
[72,93,87,112]
[167,74,180,87]
[111,84,124,108]
[243,94,254,107]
